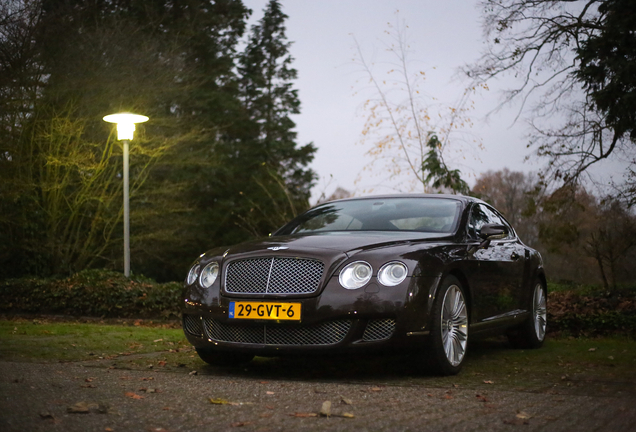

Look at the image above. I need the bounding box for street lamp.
[103,112,149,277]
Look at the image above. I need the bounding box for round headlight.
[378,262,408,286]
[339,261,373,289]
[199,262,219,288]
[186,263,200,285]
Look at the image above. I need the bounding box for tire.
[508,281,547,349]
[427,276,469,376]
[195,349,254,366]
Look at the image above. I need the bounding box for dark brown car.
[182,194,547,375]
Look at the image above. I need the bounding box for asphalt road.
[1,355,635,432]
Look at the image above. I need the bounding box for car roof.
[322,193,485,206]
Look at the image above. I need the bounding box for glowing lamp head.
[103,113,149,141]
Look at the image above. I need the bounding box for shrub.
[0,269,182,319]
[548,285,636,336]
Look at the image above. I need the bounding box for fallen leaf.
[105,428,114,431]
[139,387,160,393]
[340,412,355,418]
[340,396,353,405]
[266,391,275,395]
[443,394,453,400]
[289,412,318,418]
[516,411,532,420]
[153,339,163,342]
[370,387,382,392]
[85,378,95,383]
[476,394,489,402]
[140,377,154,381]
[67,402,90,413]
[608,356,614,360]
[504,418,529,425]
[125,392,144,400]
[320,400,332,417]
[162,407,172,411]
[81,384,97,388]
[588,348,597,352]
[483,380,494,384]
[157,361,167,367]
[208,398,250,406]
[230,421,253,427]
[39,411,55,419]
[189,371,198,376]
[259,413,273,418]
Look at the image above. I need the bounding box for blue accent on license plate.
[229,302,235,318]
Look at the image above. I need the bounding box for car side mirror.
[468,224,508,255]
[479,223,508,240]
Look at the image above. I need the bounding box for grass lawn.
[0,317,186,362]
[1,316,634,395]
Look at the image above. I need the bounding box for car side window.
[468,204,514,240]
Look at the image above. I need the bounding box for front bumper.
[182,275,437,356]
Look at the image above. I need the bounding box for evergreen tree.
[0,0,318,281]
[233,0,317,233]
[0,0,251,280]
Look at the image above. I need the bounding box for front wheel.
[427,276,469,375]
[508,281,547,349]
[196,349,254,366]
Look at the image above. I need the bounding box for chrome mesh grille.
[225,258,271,294]
[225,257,324,295]
[183,315,203,337]
[203,319,263,344]
[202,318,351,346]
[362,319,396,341]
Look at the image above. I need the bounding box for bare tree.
[354,17,482,194]
[472,168,539,243]
[465,0,636,203]
[585,199,636,290]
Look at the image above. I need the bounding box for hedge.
[0,269,182,319]
[547,288,636,337]
[1,271,635,336]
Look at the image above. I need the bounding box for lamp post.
[103,113,149,277]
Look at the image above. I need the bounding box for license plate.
[229,301,301,321]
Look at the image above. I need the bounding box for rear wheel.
[428,276,469,375]
[195,349,254,366]
[508,281,547,349]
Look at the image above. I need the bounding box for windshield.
[276,197,463,235]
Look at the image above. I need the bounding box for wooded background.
[1,0,635,288]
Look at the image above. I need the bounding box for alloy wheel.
[533,284,547,341]
[440,285,468,366]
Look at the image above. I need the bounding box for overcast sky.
[242,0,545,202]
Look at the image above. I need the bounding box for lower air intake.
[362,318,396,341]
[202,319,351,346]
[183,314,204,337]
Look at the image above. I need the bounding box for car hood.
[219,231,450,259]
